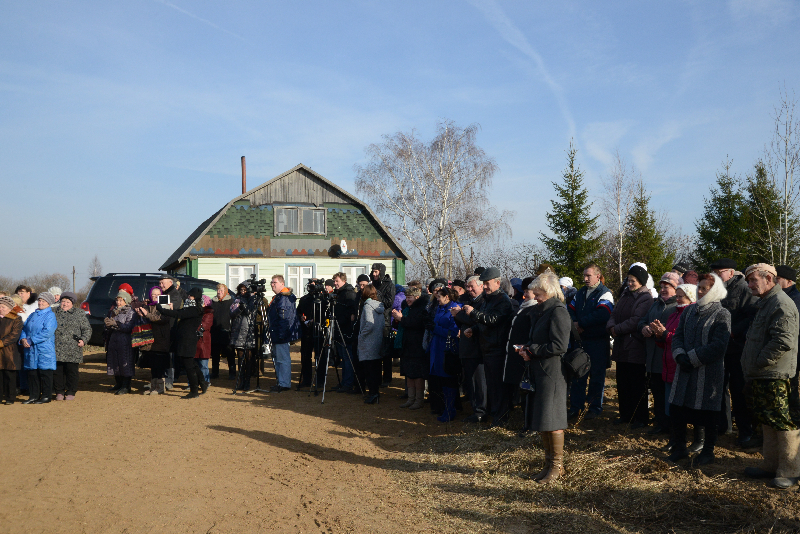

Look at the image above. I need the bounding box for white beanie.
[677,284,697,303]
[49,286,63,295]
[559,277,574,288]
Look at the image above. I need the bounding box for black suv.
[82,273,227,345]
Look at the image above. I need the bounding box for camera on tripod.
[306,278,335,302]
[247,273,267,295]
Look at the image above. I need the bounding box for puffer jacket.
[469,289,514,359]
[358,298,385,361]
[54,306,92,364]
[20,306,58,371]
[0,310,23,370]
[637,295,677,373]
[607,286,653,364]
[741,283,799,380]
[268,288,298,344]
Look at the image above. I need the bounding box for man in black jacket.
[158,275,185,390]
[331,272,359,393]
[296,288,320,390]
[452,275,487,422]
[711,258,759,446]
[776,265,800,426]
[370,263,396,388]
[462,267,514,426]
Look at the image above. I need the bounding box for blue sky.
[2,1,799,284]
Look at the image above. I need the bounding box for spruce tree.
[692,160,751,271]
[540,142,602,281]
[625,180,674,277]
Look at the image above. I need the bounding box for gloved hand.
[674,353,693,371]
[103,317,117,328]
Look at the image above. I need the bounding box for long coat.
[21,306,58,371]
[399,295,429,379]
[158,302,202,360]
[54,306,92,364]
[195,306,213,359]
[105,305,136,376]
[637,296,677,373]
[607,286,653,365]
[429,301,460,378]
[358,299,385,361]
[503,299,538,385]
[525,297,571,432]
[0,310,23,370]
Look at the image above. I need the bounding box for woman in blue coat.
[429,287,460,422]
[19,292,58,404]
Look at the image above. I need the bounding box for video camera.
[306,278,335,302]
[247,273,267,295]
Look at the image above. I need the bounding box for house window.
[275,207,326,235]
[228,264,256,289]
[341,265,369,285]
[287,265,314,296]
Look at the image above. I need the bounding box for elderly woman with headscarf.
[0,295,24,404]
[666,274,730,465]
[393,285,429,409]
[607,264,655,428]
[134,286,172,395]
[516,272,571,484]
[196,294,214,384]
[158,287,207,399]
[53,292,91,401]
[19,292,58,403]
[105,290,137,395]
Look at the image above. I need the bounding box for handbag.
[562,323,591,379]
[131,321,154,348]
[519,361,534,392]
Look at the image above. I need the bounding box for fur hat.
[48,286,63,296]
[628,265,649,288]
[709,258,737,270]
[406,287,421,298]
[776,265,797,282]
[676,284,697,303]
[659,272,683,289]
[38,292,56,306]
[116,290,132,305]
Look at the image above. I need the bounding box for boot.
[400,387,416,408]
[183,368,200,399]
[409,387,425,410]
[110,375,123,392]
[155,378,166,395]
[745,425,778,478]
[694,425,718,466]
[198,369,208,395]
[437,387,457,422]
[772,429,800,489]
[667,421,689,462]
[537,432,564,484]
[144,378,156,395]
[115,377,131,395]
[532,433,552,481]
[687,426,705,454]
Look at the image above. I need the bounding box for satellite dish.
[340,240,348,254]
[328,244,342,258]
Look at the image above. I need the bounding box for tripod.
[232,293,276,394]
[309,294,362,404]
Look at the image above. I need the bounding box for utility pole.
[72,266,76,292]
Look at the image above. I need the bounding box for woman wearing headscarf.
[667,274,730,465]
[607,264,655,428]
[105,290,137,395]
[210,283,234,380]
[392,286,428,409]
[196,294,214,384]
[358,284,386,404]
[20,292,58,403]
[0,295,24,404]
[517,272,571,484]
[158,287,207,399]
[428,287,461,422]
[53,292,91,400]
[134,286,172,395]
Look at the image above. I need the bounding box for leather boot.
[695,425,718,466]
[409,387,425,410]
[183,368,200,399]
[110,375,123,392]
[537,432,564,484]
[687,426,705,454]
[532,432,552,481]
[772,429,800,489]
[115,377,131,395]
[745,425,778,478]
[198,368,208,395]
[668,420,689,462]
[400,387,416,408]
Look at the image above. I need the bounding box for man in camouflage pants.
[741,263,800,490]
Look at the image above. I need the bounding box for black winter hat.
[356,274,370,283]
[709,258,737,270]
[627,265,649,288]
[479,267,502,282]
[428,278,447,293]
[451,279,465,289]
[324,279,335,288]
[474,267,485,276]
[776,265,797,282]
[672,262,691,274]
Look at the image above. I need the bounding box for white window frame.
[227,263,257,290]
[285,264,316,296]
[274,206,327,236]
[339,264,371,286]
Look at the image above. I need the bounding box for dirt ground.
[1,349,799,534]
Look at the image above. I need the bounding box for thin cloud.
[153,0,244,41]
[466,0,576,140]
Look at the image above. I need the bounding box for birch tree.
[355,120,513,277]
[601,152,635,286]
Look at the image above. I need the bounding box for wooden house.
[159,164,408,296]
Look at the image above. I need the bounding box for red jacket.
[195,306,214,359]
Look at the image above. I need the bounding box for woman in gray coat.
[667,273,731,465]
[518,272,571,484]
[53,292,91,400]
[358,284,385,404]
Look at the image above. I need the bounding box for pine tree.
[540,142,602,281]
[744,160,798,265]
[625,180,674,277]
[692,159,751,271]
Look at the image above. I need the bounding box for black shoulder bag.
[562,323,591,380]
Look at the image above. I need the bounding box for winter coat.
[637,296,677,373]
[524,297,571,432]
[670,280,731,411]
[741,283,799,381]
[0,310,23,370]
[210,294,232,346]
[157,300,202,360]
[358,298,385,361]
[230,294,257,349]
[193,306,213,359]
[429,301,460,378]
[20,306,58,371]
[54,306,91,364]
[658,305,687,383]
[503,298,538,385]
[454,292,483,360]
[104,305,136,376]
[333,283,359,340]
[372,269,395,336]
[140,305,171,353]
[162,283,185,353]
[469,289,514,360]
[607,286,653,365]
[400,294,429,359]
[268,288,298,344]
[721,273,758,355]
[568,283,614,340]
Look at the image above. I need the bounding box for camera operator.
[297,279,334,390]
[331,273,359,393]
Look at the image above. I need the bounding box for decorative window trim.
[226,263,258,290]
[285,263,316,296]
[274,206,327,236]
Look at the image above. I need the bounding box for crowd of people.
[1,258,798,489]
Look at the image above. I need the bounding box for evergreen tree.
[540,142,602,281]
[744,160,800,265]
[625,180,674,277]
[692,159,751,271]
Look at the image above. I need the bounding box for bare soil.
[1,351,798,534]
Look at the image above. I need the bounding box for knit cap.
[659,272,683,289]
[48,286,63,295]
[559,277,574,288]
[628,265,649,288]
[60,291,77,303]
[116,290,132,305]
[745,263,777,280]
[676,284,697,303]
[0,295,14,310]
[38,292,56,306]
